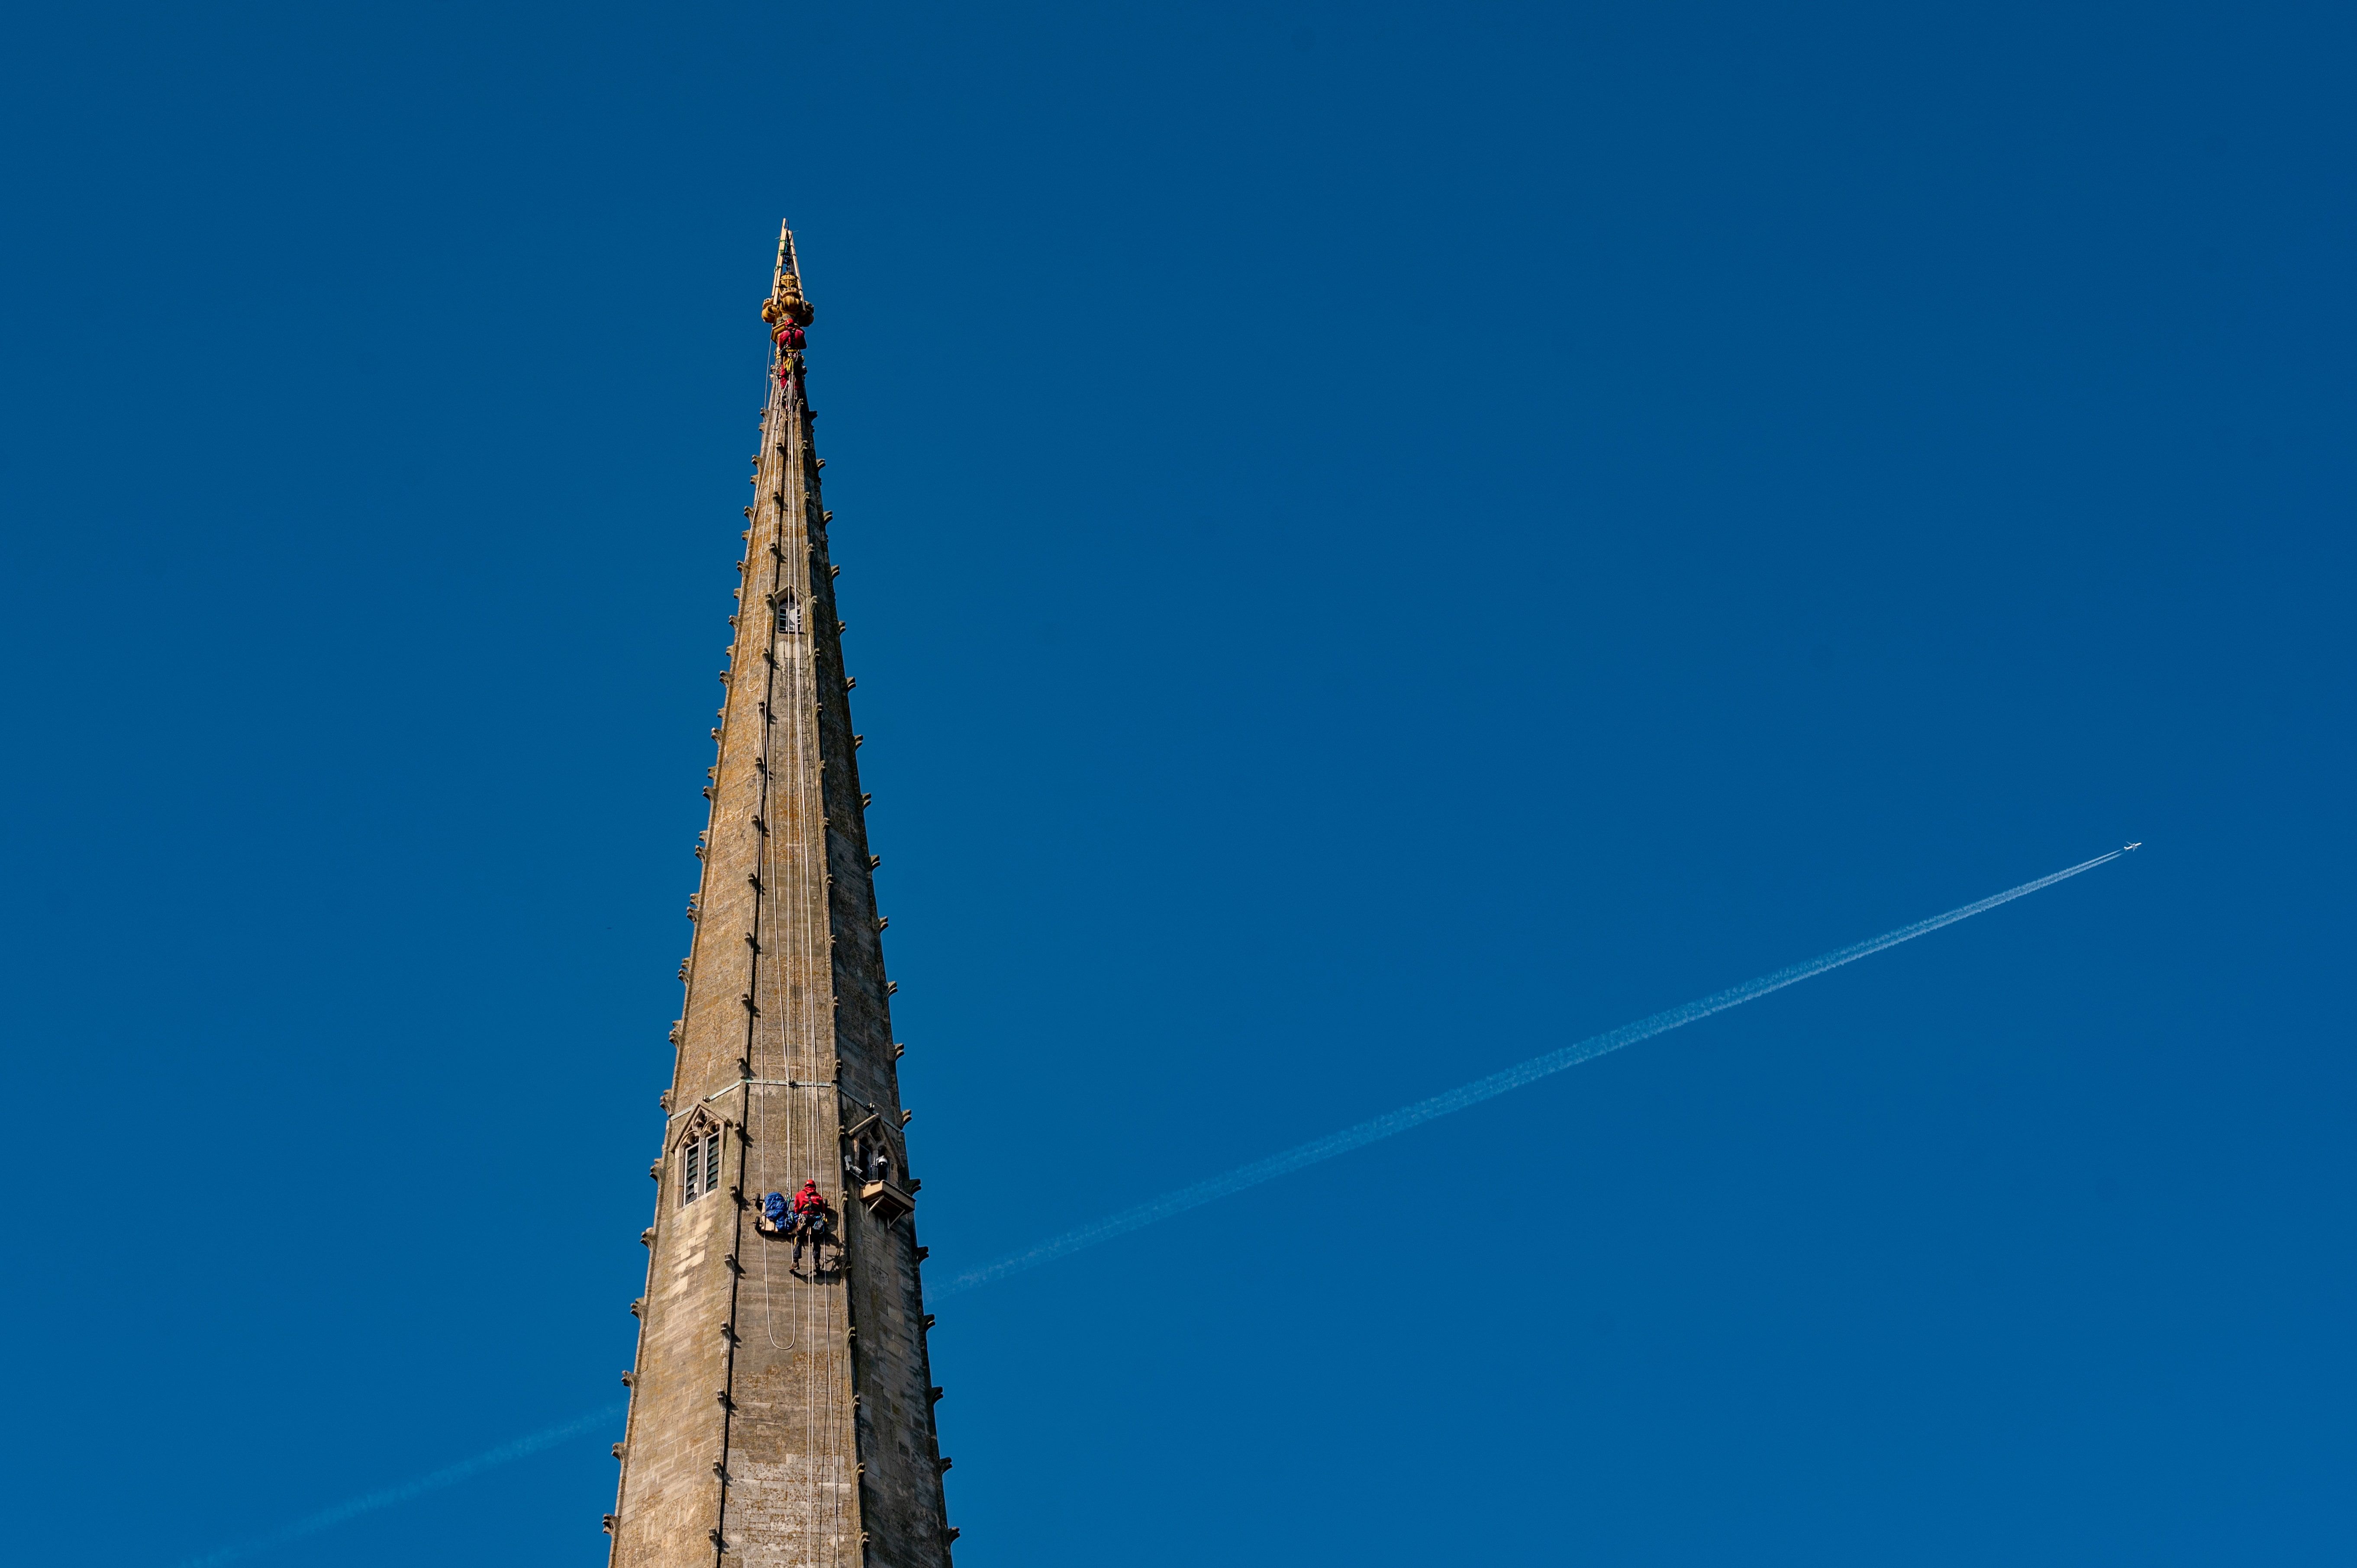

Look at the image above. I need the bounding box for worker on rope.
[772,322,806,396]
[787,1179,832,1270]
[763,288,812,404]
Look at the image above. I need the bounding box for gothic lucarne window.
[841,1112,914,1222]
[845,1124,895,1187]
[680,1127,722,1205]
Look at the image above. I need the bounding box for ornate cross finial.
[762,220,815,328]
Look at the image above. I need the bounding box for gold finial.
[762,219,815,328]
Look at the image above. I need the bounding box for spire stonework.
[609,222,955,1568]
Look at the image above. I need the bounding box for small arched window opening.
[679,1118,723,1207]
[774,588,803,635]
[845,1126,896,1187]
[842,1112,914,1223]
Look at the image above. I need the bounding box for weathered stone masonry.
[607,224,955,1568]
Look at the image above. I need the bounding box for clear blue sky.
[3,3,2352,1564]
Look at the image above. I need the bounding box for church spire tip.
[763,219,814,328]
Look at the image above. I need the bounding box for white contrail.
[937,848,2130,1297]
[167,849,2129,1562]
[170,1404,625,1568]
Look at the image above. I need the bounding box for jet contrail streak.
[163,850,2131,1561]
[170,1404,626,1568]
[937,848,2129,1297]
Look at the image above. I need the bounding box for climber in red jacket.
[789,1180,831,1271]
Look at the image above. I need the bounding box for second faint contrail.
[170,1404,625,1568]
[937,847,2131,1297]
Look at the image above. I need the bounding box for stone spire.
[609,223,956,1568]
